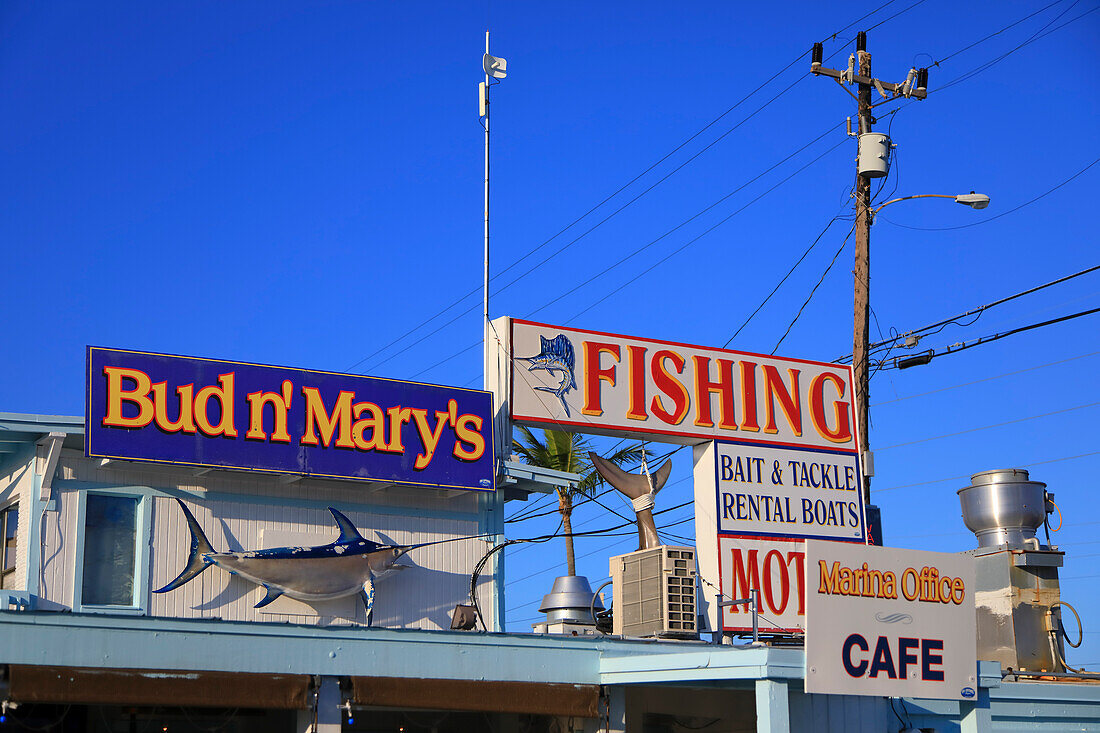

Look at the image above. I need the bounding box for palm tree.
[512,427,647,576]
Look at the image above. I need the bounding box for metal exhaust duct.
[960,469,1065,673]
[958,468,1048,548]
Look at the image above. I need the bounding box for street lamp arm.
[871,193,956,218]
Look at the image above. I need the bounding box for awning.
[349,676,601,718]
[6,666,311,709]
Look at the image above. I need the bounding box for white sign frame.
[505,318,861,451]
[805,540,977,700]
[713,441,865,542]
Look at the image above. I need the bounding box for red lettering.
[739,361,760,432]
[762,549,790,615]
[693,356,737,430]
[581,342,620,417]
[626,345,648,421]
[650,350,689,425]
[809,371,852,444]
[762,365,802,436]
[728,548,760,614]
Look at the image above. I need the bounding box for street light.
[853,191,990,505]
[872,191,991,220]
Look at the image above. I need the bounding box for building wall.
[0,446,35,593]
[35,449,494,629]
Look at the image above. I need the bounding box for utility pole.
[852,34,874,503]
[811,32,928,509]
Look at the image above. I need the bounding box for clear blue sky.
[3,1,1098,663]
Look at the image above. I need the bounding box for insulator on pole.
[856,31,866,52]
[916,67,929,93]
[811,42,823,66]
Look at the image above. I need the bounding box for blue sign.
[86,347,495,491]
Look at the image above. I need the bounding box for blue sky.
[3,1,1099,664]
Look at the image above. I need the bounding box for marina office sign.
[86,347,495,491]
[805,540,977,700]
[506,318,858,450]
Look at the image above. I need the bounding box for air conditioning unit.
[610,545,698,639]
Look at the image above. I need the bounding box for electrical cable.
[348,58,814,376]
[875,449,1100,493]
[881,305,1100,369]
[837,263,1100,361]
[929,0,1069,67]
[863,0,932,32]
[877,400,1100,451]
[724,212,854,348]
[393,126,849,382]
[564,136,850,325]
[515,122,845,323]
[936,2,1097,93]
[772,223,856,353]
[871,350,1100,406]
[347,0,928,377]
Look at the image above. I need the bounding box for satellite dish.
[483,53,507,79]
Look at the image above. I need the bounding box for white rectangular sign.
[506,318,860,450]
[714,442,865,542]
[718,535,807,633]
[805,540,977,700]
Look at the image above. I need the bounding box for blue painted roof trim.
[0,412,83,436]
[0,609,787,685]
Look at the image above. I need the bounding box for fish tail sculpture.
[589,453,672,551]
[155,498,428,626]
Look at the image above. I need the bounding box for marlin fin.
[328,507,364,543]
[254,585,284,609]
[153,498,215,594]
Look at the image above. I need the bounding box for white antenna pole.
[482,30,491,392]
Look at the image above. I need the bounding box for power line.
[345,1,933,376]
[348,57,815,375]
[838,263,1100,362]
[724,212,854,348]
[409,130,849,381]
[875,449,1100,493]
[936,2,1098,93]
[772,223,856,353]
[878,400,1100,451]
[564,137,851,324]
[375,116,843,379]
[871,351,1100,406]
[522,123,846,322]
[881,305,1100,370]
[930,0,1071,67]
[864,0,932,32]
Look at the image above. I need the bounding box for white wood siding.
[41,451,495,630]
[0,453,35,593]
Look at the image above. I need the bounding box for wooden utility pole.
[852,36,874,503]
[811,32,929,508]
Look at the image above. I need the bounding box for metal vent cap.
[958,468,1048,548]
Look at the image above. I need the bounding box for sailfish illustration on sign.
[154,499,426,625]
[520,334,577,416]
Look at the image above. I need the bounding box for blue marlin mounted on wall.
[154,499,425,625]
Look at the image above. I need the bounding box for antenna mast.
[479,32,506,391]
[482,29,491,391]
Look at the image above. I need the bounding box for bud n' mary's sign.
[505,319,858,449]
[86,347,494,491]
